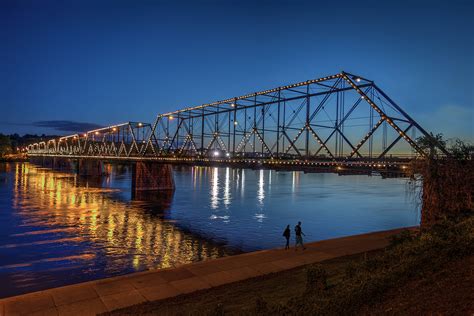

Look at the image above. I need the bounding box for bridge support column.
[132,162,175,198]
[41,157,55,168]
[52,157,77,172]
[28,156,47,166]
[78,159,106,176]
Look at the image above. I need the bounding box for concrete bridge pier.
[52,157,77,172]
[131,162,175,200]
[42,157,54,168]
[28,156,47,167]
[28,156,75,172]
[28,156,58,169]
[78,159,107,176]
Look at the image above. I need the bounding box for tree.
[0,134,13,156]
[416,133,446,158]
[448,139,473,160]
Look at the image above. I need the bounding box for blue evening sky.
[1,0,473,141]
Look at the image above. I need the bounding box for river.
[0,162,419,298]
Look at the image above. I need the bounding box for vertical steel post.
[176,115,180,152]
[276,89,281,158]
[232,100,237,155]
[305,84,310,158]
[243,107,247,154]
[253,95,257,155]
[282,99,286,154]
[201,108,205,156]
[215,105,219,152]
[166,117,170,153]
[227,107,231,152]
[369,88,374,158]
[340,83,345,156]
[335,88,339,158]
[261,105,265,155]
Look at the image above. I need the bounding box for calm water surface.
[0,162,419,297]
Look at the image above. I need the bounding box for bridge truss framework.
[28,71,448,163]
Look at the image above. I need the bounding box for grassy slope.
[106,215,473,315]
[362,255,473,315]
[105,252,372,315]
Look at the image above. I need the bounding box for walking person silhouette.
[294,221,306,250]
[283,225,291,250]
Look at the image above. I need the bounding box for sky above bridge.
[1,0,473,142]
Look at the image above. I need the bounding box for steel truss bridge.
[27,71,448,170]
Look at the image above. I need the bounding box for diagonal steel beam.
[341,73,426,157]
[378,124,413,159]
[335,127,362,158]
[166,118,184,152]
[372,84,450,156]
[314,87,371,156]
[308,77,342,122]
[254,128,273,157]
[307,125,334,158]
[348,118,385,158]
[283,130,303,157]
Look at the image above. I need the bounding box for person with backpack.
[283,225,291,250]
[295,221,306,250]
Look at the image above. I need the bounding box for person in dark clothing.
[283,225,291,250]
[295,221,306,250]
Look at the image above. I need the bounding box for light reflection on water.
[171,166,419,253]
[0,163,230,298]
[0,162,419,298]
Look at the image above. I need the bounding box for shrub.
[254,295,268,314]
[270,215,473,315]
[207,303,224,316]
[388,229,415,247]
[305,264,328,294]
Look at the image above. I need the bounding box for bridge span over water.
[27,72,448,190]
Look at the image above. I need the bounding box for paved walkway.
[0,227,413,316]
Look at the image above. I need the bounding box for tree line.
[0,134,59,157]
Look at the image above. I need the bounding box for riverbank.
[107,215,473,315]
[0,154,27,162]
[106,253,473,315]
[0,227,410,315]
[109,216,474,315]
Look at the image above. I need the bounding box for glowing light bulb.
[213,151,219,157]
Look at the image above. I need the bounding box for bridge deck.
[27,153,412,176]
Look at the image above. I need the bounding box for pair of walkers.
[283,221,306,250]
